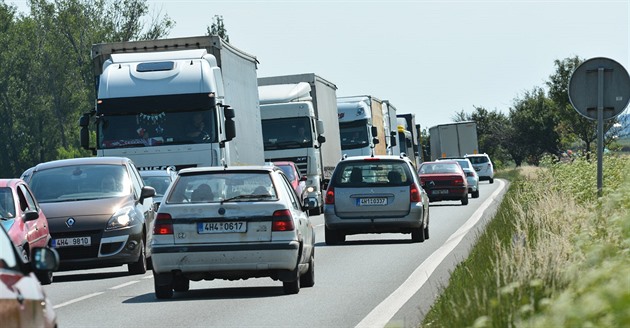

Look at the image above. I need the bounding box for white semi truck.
[382,100,400,156]
[429,121,479,160]
[80,35,264,170]
[258,73,341,215]
[337,95,387,156]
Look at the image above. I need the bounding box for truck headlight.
[106,206,135,230]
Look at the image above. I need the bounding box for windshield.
[0,188,15,218]
[261,117,313,150]
[167,172,277,204]
[29,164,131,203]
[340,120,369,150]
[97,109,218,149]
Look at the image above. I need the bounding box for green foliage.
[0,0,173,178]
[207,14,229,42]
[421,155,630,327]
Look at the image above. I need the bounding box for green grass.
[421,154,630,327]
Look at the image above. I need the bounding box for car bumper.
[151,241,300,273]
[52,223,144,270]
[424,187,468,201]
[323,205,423,233]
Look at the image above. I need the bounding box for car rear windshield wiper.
[221,194,272,204]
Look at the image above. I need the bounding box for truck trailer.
[258,73,341,215]
[382,100,400,156]
[80,35,264,170]
[429,121,479,160]
[396,113,421,167]
[337,95,387,156]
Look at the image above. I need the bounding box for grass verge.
[420,154,630,327]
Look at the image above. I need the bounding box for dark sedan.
[418,161,469,205]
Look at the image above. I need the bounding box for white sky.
[10,0,630,129]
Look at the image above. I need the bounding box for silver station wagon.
[323,155,430,244]
[151,165,315,298]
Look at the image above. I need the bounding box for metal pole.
[597,68,604,197]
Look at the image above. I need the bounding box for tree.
[207,15,229,42]
[452,107,511,167]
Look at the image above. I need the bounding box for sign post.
[568,57,630,197]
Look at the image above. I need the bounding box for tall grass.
[421,154,630,327]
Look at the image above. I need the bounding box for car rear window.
[167,171,278,203]
[467,156,489,164]
[331,160,412,187]
[419,162,461,174]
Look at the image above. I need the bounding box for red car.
[418,161,469,205]
[273,161,307,203]
[0,179,53,283]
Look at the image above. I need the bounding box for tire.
[472,190,480,198]
[461,195,469,205]
[283,279,300,294]
[300,253,315,288]
[424,224,430,240]
[173,276,190,292]
[411,225,425,242]
[489,177,494,184]
[128,239,147,275]
[325,227,340,245]
[154,277,173,299]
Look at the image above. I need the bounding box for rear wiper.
[221,194,272,204]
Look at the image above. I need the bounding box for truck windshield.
[97,110,218,149]
[261,117,313,151]
[339,120,369,150]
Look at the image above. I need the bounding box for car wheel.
[472,190,480,198]
[128,239,147,275]
[300,252,315,288]
[325,227,341,245]
[411,224,425,242]
[173,276,190,292]
[283,278,300,294]
[154,274,173,299]
[461,195,469,205]
[424,224,430,240]
[489,177,494,184]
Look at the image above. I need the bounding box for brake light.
[453,178,464,185]
[410,183,421,202]
[154,213,173,235]
[363,157,380,161]
[272,210,295,231]
[325,187,335,204]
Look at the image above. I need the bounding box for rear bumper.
[323,205,423,233]
[151,241,300,273]
[424,187,468,201]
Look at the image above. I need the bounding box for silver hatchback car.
[323,155,430,244]
[151,165,315,298]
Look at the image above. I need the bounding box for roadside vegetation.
[420,154,630,327]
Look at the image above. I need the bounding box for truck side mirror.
[390,136,397,147]
[371,126,378,137]
[224,106,236,141]
[372,137,379,145]
[317,135,326,144]
[79,113,90,150]
[316,120,325,134]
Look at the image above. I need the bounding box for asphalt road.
[43,179,507,328]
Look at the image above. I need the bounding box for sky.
[10,0,630,129]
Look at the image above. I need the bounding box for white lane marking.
[53,292,104,309]
[110,280,140,290]
[143,275,153,280]
[356,180,507,328]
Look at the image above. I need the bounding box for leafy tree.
[453,107,511,167]
[508,87,560,165]
[207,14,229,42]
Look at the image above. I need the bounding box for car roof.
[0,179,24,188]
[341,154,413,162]
[32,156,132,172]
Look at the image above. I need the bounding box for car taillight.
[272,210,295,231]
[325,187,335,204]
[154,213,173,235]
[453,178,464,185]
[466,171,474,177]
[410,183,421,202]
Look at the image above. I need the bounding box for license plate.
[433,189,449,195]
[197,222,247,234]
[357,197,388,206]
[52,236,91,248]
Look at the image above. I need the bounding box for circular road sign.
[568,57,630,120]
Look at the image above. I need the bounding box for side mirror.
[80,113,91,150]
[317,135,326,144]
[31,247,59,272]
[372,137,380,145]
[300,175,307,182]
[23,210,39,222]
[371,126,378,137]
[224,106,236,141]
[390,135,397,147]
[140,186,156,202]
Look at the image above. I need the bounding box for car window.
[332,160,411,187]
[278,173,300,210]
[0,188,16,218]
[457,160,471,169]
[467,156,488,164]
[420,163,460,174]
[167,172,278,204]
[17,184,37,212]
[142,176,171,196]
[277,165,296,181]
[29,164,130,202]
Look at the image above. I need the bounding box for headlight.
[106,206,136,230]
[306,186,315,193]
